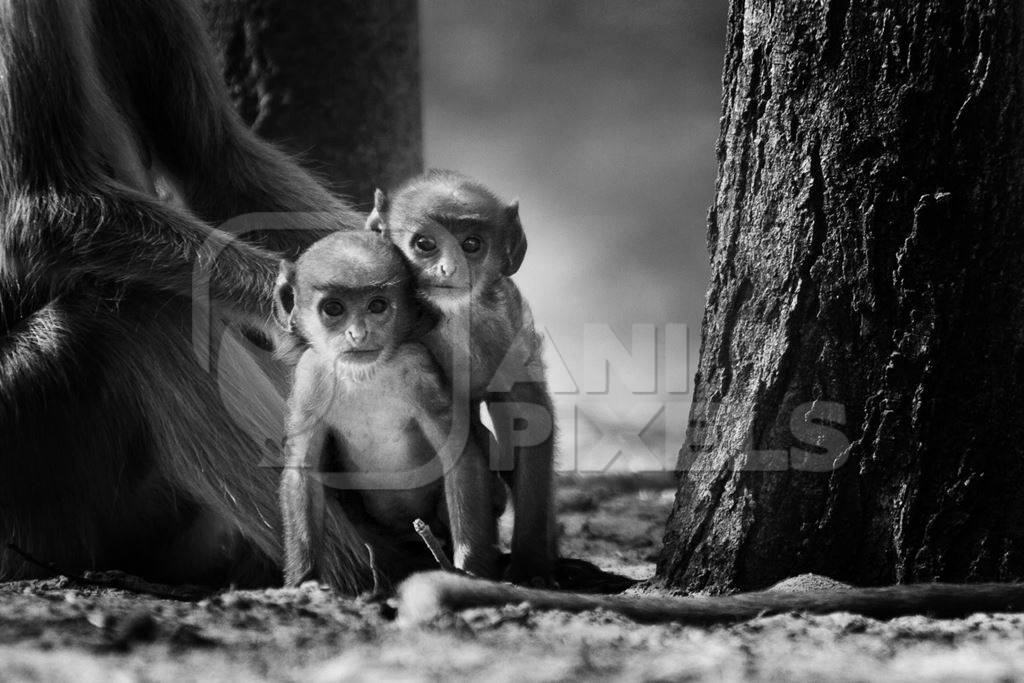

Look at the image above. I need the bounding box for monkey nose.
[439,262,458,278]
[347,328,367,344]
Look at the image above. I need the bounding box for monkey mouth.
[342,349,383,363]
[425,284,472,295]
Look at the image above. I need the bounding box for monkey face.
[301,286,405,366]
[396,222,483,307]
[274,231,419,369]
[367,172,527,312]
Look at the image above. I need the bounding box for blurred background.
[421,1,727,472]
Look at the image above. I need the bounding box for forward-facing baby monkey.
[274,232,499,587]
[367,170,557,585]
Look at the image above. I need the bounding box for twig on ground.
[412,519,456,573]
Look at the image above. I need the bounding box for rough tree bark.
[201,0,422,208]
[659,0,1024,591]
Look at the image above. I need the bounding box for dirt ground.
[3,475,1024,682]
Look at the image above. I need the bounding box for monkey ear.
[502,199,527,276]
[365,188,388,233]
[273,259,298,331]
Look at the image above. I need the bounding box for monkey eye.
[413,235,437,253]
[321,300,345,317]
[367,297,389,314]
[461,236,482,254]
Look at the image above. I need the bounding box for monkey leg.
[496,381,559,585]
[440,432,501,579]
[0,294,159,579]
[0,291,281,584]
[135,311,287,585]
[314,502,378,594]
[281,471,403,595]
[88,0,361,244]
[469,413,510,517]
[280,464,325,588]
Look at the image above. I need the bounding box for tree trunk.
[658,0,1024,592]
[201,0,422,208]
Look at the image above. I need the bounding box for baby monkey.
[275,231,499,588]
[367,170,557,585]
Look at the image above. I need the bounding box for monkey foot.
[503,563,559,589]
[500,556,637,593]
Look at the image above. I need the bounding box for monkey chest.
[328,384,438,472]
[329,418,443,530]
[325,374,445,527]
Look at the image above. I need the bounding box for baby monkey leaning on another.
[274,231,500,589]
[367,170,558,585]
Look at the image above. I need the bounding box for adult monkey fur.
[0,0,390,592]
[274,232,500,586]
[367,171,558,585]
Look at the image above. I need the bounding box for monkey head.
[366,170,526,311]
[274,231,420,370]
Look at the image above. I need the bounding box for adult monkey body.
[0,0,377,589]
[398,572,1024,625]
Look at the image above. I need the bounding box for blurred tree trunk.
[658,0,1024,592]
[201,0,422,208]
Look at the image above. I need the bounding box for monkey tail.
[397,571,1024,626]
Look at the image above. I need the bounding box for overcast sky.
[421,1,727,472]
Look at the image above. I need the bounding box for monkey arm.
[484,313,558,583]
[280,427,327,586]
[279,356,379,593]
[83,0,363,246]
[431,420,500,579]
[499,380,558,584]
[280,358,332,586]
[0,0,301,323]
[397,571,1024,627]
[279,410,378,594]
[5,189,280,321]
